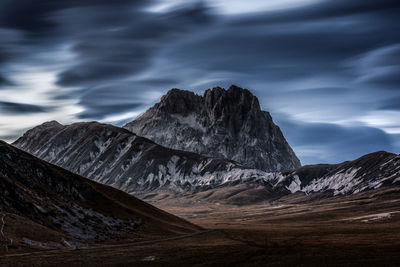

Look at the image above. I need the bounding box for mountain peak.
[227,84,254,97]
[124,86,301,172]
[157,88,202,115]
[203,85,261,119]
[40,120,63,128]
[163,88,199,100]
[157,85,260,115]
[203,85,257,101]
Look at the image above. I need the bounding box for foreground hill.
[0,141,200,250]
[124,85,301,172]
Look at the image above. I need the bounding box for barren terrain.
[1,186,399,266]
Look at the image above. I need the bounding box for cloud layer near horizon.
[0,0,399,164]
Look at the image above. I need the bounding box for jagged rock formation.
[13,121,272,193]
[123,85,301,172]
[0,141,200,248]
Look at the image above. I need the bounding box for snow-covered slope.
[279,151,400,195]
[123,85,301,172]
[13,121,275,193]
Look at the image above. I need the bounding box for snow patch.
[302,167,361,195]
[286,175,301,193]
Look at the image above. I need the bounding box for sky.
[0,0,399,165]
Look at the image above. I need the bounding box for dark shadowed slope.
[124,85,301,172]
[0,140,200,250]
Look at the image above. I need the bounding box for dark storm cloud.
[0,75,6,85]
[0,75,12,87]
[379,97,400,111]
[0,28,24,72]
[355,45,400,90]
[0,0,148,33]
[55,3,214,87]
[75,77,181,120]
[364,69,400,89]
[0,0,154,85]
[167,1,400,81]
[0,101,50,114]
[168,30,360,77]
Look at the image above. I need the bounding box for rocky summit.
[124,85,301,172]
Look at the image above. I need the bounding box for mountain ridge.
[13,121,273,193]
[13,120,400,200]
[280,150,400,195]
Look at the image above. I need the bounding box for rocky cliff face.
[123,85,301,172]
